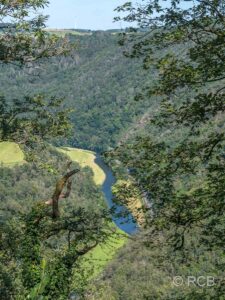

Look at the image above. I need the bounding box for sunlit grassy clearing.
[59,147,106,186]
[0,142,25,166]
[0,143,106,186]
[45,29,91,37]
[74,229,127,283]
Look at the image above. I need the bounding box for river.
[95,155,138,235]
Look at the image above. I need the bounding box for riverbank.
[95,155,138,234]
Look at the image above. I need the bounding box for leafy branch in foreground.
[0,95,73,145]
[114,0,225,247]
[0,0,75,152]
[0,0,73,65]
[1,202,113,299]
[103,4,225,298]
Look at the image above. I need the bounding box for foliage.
[2,0,225,298]
[1,201,112,299]
[0,0,72,65]
[0,0,74,152]
[93,0,225,299]
[0,95,72,146]
[0,145,112,299]
[0,2,118,299]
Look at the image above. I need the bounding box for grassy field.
[0,142,25,166]
[60,147,106,186]
[45,29,91,37]
[83,232,126,277]
[73,228,127,286]
[0,143,105,185]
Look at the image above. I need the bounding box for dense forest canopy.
[85,0,225,299]
[0,31,155,152]
[93,1,225,299]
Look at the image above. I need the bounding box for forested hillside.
[0,32,153,152]
[1,0,225,299]
[86,1,225,299]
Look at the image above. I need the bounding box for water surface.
[95,155,138,235]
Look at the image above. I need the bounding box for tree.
[0,0,74,147]
[0,2,113,299]
[1,200,113,299]
[105,0,225,297]
[0,95,73,147]
[0,0,71,65]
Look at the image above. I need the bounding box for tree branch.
[45,163,80,219]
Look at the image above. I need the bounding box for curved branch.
[45,164,80,219]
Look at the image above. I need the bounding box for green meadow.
[45,29,91,37]
[0,142,25,166]
[59,147,106,186]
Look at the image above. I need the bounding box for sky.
[44,0,128,30]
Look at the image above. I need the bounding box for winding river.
[0,142,138,236]
[95,155,138,235]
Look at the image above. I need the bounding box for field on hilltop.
[45,28,91,37]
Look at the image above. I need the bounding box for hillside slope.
[0,32,154,152]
